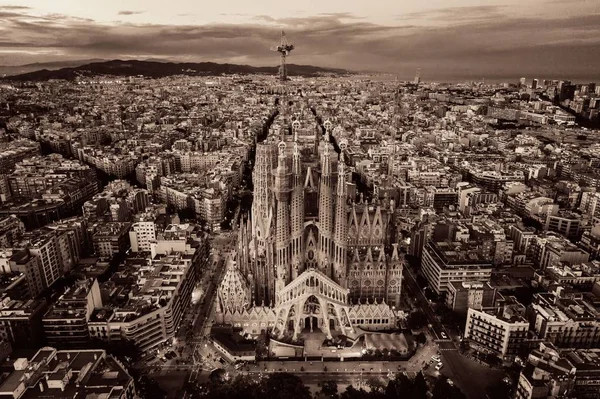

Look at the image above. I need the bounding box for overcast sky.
[1,0,599,80]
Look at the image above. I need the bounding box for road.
[403,266,449,341]
[403,265,505,399]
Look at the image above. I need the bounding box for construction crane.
[272,30,294,82]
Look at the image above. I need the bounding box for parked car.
[435,362,443,371]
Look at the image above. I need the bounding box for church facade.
[217,105,402,340]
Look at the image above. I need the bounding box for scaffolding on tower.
[272,30,294,82]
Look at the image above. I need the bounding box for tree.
[135,373,167,399]
[413,372,428,399]
[407,311,428,330]
[365,376,386,394]
[385,373,413,398]
[264,373,311,399]
[486,381,512,399]
[432,378,466,399]
[209,368,228,384]
[320,380,338,398]
[340,385,371,399]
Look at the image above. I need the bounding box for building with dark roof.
[0,347,135,399]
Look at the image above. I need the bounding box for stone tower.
[273,141,292,303]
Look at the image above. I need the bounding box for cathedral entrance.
[304,316,319,332]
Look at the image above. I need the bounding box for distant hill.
[1,59,352,81]
[0,59,106,76]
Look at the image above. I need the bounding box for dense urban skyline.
[2,2,600,399]
[1,0,600,80]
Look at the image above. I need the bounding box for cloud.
[396,5,508,24]
[0,9,599,81]
[317,12,363,20]
[118,10,144,16]
[0,5,31,10]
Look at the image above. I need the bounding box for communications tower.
[273,30,294,82]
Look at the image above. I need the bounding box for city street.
[403,265,505,399]
[403,265,450,342]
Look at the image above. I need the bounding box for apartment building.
[421,240,493,294]
[465,297,530,358]
[42,279,102,348]
[0,297,46,349]
[27,234,63,289]
[528,292,600,348]
[88,226,208,351]
[0,347,135,399]
[0,215,24,248]
[129,221,156,252]
[446,281,497,315]
[545,211,582,240]
[0,139,40,174]
[91,222,132,258]
[8,250,44,298]
[530,235,590,270]
[515,342,575,399]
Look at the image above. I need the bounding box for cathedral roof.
[218,259,251,314]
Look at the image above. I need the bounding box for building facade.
[421,240,492,294]
[465,299,529,358]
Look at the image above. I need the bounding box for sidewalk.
[254,338,440,374]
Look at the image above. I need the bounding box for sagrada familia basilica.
[216,98,403,341]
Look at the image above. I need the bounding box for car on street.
[440,332,448,339]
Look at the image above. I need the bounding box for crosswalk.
[439,348,458,352]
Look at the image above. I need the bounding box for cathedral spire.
[293,141,301,176]
[337,141,347,197]
[322,142,331,177]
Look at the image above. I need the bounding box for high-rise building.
[28,235,63,289]
[413,68,421,85]
[129,220,156,252]
[519,77,527,87]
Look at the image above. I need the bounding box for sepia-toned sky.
[1,0,599,80]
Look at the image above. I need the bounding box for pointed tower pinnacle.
[274,141,291,302]
[322,141,331,177]
[293,141,301,176]
[333,140,349,285]
[318,140,334,276]
[337,151,346,196]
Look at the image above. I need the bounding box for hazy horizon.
[1,0,599,81]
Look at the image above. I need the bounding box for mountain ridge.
[1,59,353,81]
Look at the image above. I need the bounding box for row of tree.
[187,370,466,399]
